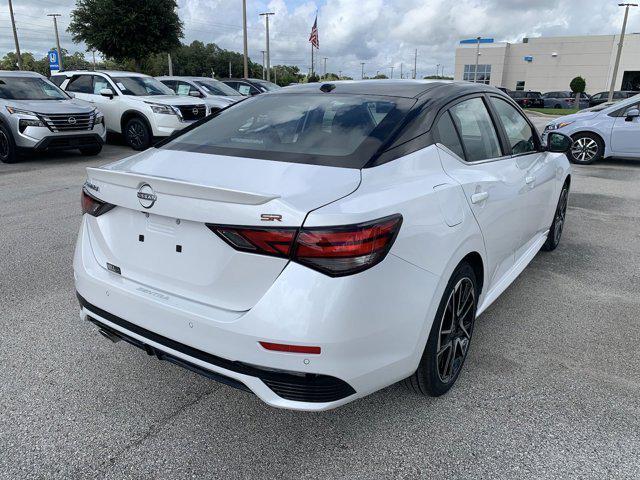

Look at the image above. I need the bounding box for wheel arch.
[459,251,484,297]
[570,129,605,147]
[120,110,152,135]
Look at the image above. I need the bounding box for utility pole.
[608,3,638,102]
[228,61,232,78]
[274,67,277,85]
[92,50,97,70]
[361,62,365,79]
[436,64,440,78]
[338,70,342,79]
[400,62,403,79]
[261,51,266,79]
[47,13,64,71]
[389,66,394,79]
[323,57,328,79]
[242,0,249,78]
[473,36,481,83]
[259,12,275,82]
[8,0,22,70]
[413,49,417,79]
[167,53,173,76]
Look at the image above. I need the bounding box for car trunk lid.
[84,149,361,312]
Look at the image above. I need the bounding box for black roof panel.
[275,79,498,99]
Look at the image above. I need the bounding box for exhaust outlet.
[98,328,121,343]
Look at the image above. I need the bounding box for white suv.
[52,71,208,150]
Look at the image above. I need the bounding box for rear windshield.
[0,76,68,100]
[161,93,415,168]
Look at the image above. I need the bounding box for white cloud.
[1,0,639,79]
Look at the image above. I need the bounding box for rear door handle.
[470,192,489,204]
[526,175,536,185]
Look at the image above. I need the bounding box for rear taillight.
[207,214,402,277]
[81,189,115,217]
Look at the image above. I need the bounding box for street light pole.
[259,12,275,82]
[389,66,394,79]
[361,62,365,79]
[473,36,481,83]
[242,0,249,78]
[413,49,417,79]
[8,0,22,70]
[608,3,638,102]
[47,13,64,71]
[261,51,265,79]
[323,57,327,79]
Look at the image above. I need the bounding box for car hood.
[128,95,207,106]
[6,99,95,115]
[552,110,600,125]
[202,96,240,108]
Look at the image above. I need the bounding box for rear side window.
[49,75,66,87]
[162,93,415,168]
[490,97,536,155]
[93,76,110,94]
[66,75,93,94]
[448,98,502,162]
[433,112,465,159]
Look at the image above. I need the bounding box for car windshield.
[195,80,240,96]
[162,93,415,168]
[112,76,174,96]
[0,76,67,100]
[253,80,281,92]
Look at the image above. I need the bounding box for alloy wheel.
[570,137,598,163]
[553,187,569,244]
[0,130,9,160]
[437,277,476,383]
[127,122,146,149]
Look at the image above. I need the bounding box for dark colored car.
[589,91,637,107]
[495,86,513,95]
[542,91,590,109]
[509,91,544,108]
[220,78,281,96]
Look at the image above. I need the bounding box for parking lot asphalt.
[1,121,639,479]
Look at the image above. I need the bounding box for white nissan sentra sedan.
[74,80,572,411]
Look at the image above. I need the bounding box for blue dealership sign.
[460,38,495,44]
[48,49,60,74]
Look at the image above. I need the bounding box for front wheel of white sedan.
[404,263,478,397]
[569,132,603,165]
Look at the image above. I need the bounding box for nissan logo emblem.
[68,117,77,125]
[137,183,157,209]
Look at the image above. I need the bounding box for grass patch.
[525,108,578,116]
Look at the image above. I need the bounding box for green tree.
[372,74,388,79]
[69,0,183,70]
[570,76,586,110]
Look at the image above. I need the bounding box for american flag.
[309,15,319,49]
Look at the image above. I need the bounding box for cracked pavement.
[1,119,639,479]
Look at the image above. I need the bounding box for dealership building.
[454,34,640,94]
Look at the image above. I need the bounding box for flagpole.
[311,42,314,78]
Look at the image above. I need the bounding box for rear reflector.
[259,342,321,354]
[81,189,116,217]
[207,214,402,277]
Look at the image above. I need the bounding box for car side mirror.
[100,88,114,99]
[546,132,572,153]
[625,108,639,121]
[189,90,203,98]
[66,92,76,99]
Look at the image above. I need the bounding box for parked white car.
[74,81,572,411]
[156,76,243,112]
[52,71,208,150]
[543,93,640,164]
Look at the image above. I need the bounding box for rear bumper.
[73,215,440,410]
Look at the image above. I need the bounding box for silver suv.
[0,71,106,164]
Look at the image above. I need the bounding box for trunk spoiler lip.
[86,167,280,206]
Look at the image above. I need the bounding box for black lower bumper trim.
[77,293,356,403]
[34,134,103,151]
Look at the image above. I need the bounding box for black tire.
[568,132,603,165]
[554,103,562,109]
[0,123,18,164]
[124,117,152,151]
[542,182,569,251]
[404,263,478,397]
[79,144,103,156]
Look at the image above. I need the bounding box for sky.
[2,0,640,79]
